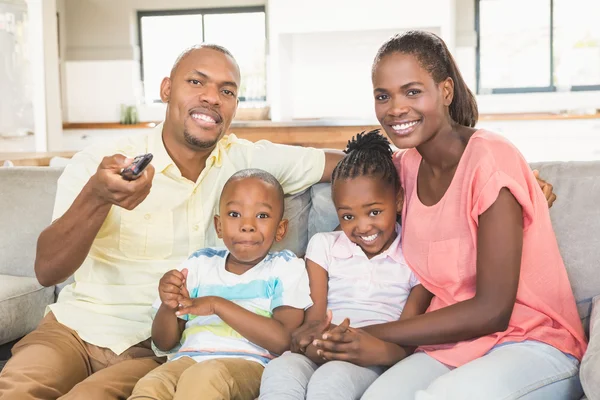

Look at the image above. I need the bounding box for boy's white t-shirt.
[152,248,312,366]
[306,224,419,327]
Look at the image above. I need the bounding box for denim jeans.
[361,340,583,400]
[260,352,383,400]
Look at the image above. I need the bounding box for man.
[0,44,344,399]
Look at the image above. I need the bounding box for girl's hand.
[313,318,407,367]
[291,310,333,353]
[176,296,217,317]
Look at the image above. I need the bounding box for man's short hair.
[170,43,239,78]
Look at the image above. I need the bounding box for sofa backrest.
[0,167,63,278]
[308,161,600,335]
[2,161,599,335]
[530,161,600,334]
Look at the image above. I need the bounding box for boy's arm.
[152,267,191,352]
[177,297,304,355]
[152,304,186,351]
[214,300,304,355]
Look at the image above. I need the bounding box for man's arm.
[34,155,155,287]
[177,297,304,355]
[319,150,345,183]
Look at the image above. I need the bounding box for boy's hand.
[313,318,406,367]
[159,268,188,310]
[176,296,218,318]
[291,309,333,353]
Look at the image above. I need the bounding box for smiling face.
[372,52,454,150]
[161,47,241,150]
[214,177,287,266]
[332,175,402,259]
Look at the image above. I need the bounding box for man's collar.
[147,123,172,173]
[148,122,239,174]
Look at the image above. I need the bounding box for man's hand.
[533,170,556,208]
[313,318,407,367]
[89,154,155,210]
[291,309,333,353]
[159,268,188,311]
[176,296,218,318]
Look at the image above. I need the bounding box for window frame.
[137,6,267,103]
[475,0,600,94]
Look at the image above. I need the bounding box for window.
[476,0,600,94]
[138,7,266,103]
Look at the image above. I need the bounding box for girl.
[259,130,430,399]
[315,31,587,399]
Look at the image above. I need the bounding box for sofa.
[1,162,599,399]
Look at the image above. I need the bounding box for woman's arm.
[343,188,523,346]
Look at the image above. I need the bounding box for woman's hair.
[331,129,400,191]
[373,30,478,128]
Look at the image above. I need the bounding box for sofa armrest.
[581,295,600,400]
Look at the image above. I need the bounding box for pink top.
[395,129,587,367]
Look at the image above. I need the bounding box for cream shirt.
[48,123,325,354]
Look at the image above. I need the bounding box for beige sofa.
[1,162,599,398]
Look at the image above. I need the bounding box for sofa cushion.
[530,161,600,334]
[0,274,55,345]
[272,189,312,257]
[0,167,63,279]
[580,295,600,399]
[308,183,338,239]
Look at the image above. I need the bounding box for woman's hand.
[533,170,556,207]
[313,318,408,367]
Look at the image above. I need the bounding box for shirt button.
[144,213,151,220]
[193,224,199,231]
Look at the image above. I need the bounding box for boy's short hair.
[221,169,285,217]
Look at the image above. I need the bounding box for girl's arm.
[314,284,432,366]
[348,188,523,346]
[397,284,434,321]
[290,259,330,357]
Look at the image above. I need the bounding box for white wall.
[267,0,455,121]
[25,0,62,151]
[62,0,264,123]
[59,0,600,124]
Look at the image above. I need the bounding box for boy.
[130,169,312,400]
